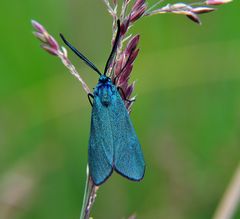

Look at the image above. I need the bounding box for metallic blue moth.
[60,20,145,185]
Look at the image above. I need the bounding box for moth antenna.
[60,33,102,76]
[104,19,121,75]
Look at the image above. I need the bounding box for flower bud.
[206,0,232,5]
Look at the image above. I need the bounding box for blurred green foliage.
[0,0,239,219]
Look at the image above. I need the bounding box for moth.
[60,20,145,185]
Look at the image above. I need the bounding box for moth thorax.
[99,86,113,107]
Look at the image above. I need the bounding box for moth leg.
[117,87,135,103]
[88,93,94,107]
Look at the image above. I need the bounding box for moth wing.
[88,95,114,186]
[111,92,145,181]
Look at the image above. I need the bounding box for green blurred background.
[0,0,239,219]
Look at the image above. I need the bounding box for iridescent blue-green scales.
[60,20,145,185]
[89,75,145,185]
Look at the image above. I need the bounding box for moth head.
[99,75,111,84]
